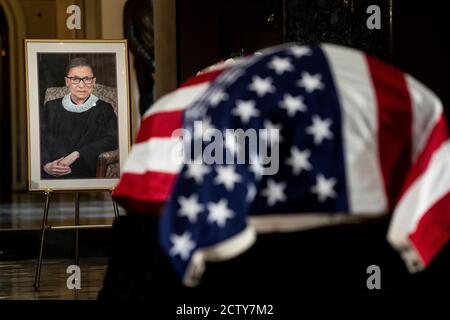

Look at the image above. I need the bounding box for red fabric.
[366,56,413,210]
[135,110,184,143]
[113,171,178,210]
[398,115,449,200]
[409,191,450,265]
[179,68,225,88]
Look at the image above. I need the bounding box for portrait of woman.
[39,57,118,179]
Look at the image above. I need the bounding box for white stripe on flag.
[123,137,183,174]
[406,74,443,162]
[388,140,450,237]
[143,82,210,119]
[322,43,387,214]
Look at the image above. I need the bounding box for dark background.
[392,1,450,121]
[37,52,117,108]
[176,0,450,120]
[100,0,450,302]
[0,8,11,192]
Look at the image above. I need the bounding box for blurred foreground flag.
[115,43,450,287]
[113,60,233,212]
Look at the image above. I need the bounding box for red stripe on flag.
[409,191,450,266]
[179,68,226,89]
[113,171,178,213]
[135,110,184,143]
[366,56,413,210]
[398,116,449,201]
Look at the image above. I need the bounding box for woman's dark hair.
[66,57,95,76]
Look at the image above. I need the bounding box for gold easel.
[33,188,119,289]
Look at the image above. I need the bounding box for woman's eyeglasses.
[66,76,95,85]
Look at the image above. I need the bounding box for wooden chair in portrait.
[43,84,120,178]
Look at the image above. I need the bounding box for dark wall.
[177,0,393,82]
[177,0,449,119]
[285,0,392,61]
[284,0,450,116]
[392,1,450,118]
[0,7,11,192]
[177,0,283,83]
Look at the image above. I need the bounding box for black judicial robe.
[40,98,118,179]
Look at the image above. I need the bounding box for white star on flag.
[289,45,312,58]
[232,100,260,124]
[306,115,333,145]
[177,194,204,223]
[185,161,211,184]
[169,231,195,260]
[246,184,257,203]
[249,154,264,181]
[214,165,242,191]
[262,120,283,145]
[297,72,325,93]
[224,130,242,157]
[311,174,337,202]
[248,76,276,97]
[209,89,229,107]
[207,199,234,227]
[286,147,312,175]
[279,94,307,117]
[262,179,287,206]
[194,117,216,140]
[267,56,294,75]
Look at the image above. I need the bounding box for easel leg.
[74,192,80,267]
[111,193,119,220]
[34,190,51,289]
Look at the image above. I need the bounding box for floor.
[0,258,107,300]
[0,191,119,300]
[0,191,123,230]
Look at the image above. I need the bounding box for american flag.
[112,61,232,212]
[115,43,450,287]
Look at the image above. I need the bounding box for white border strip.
[322,43,387,214]
[249,212,383,233]
[183,225,256,287]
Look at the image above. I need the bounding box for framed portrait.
[25,39,131,191]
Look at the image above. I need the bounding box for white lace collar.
[62,94,99,113]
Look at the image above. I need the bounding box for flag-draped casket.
[113,43,450,287]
